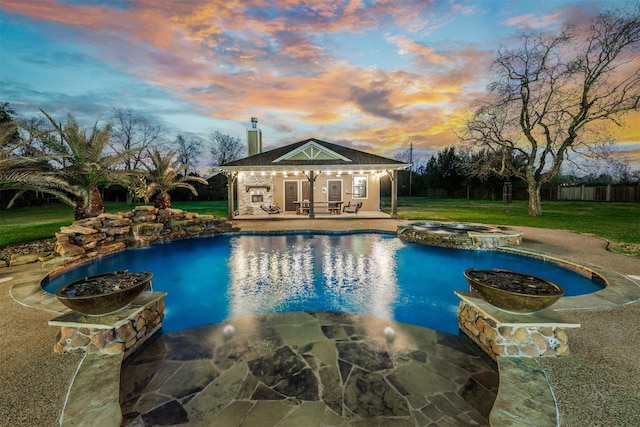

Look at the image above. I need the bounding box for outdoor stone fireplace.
[239,175,274,214]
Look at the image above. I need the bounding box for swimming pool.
[43,233,603,334]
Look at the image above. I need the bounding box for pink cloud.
[386,35,449,63]
[4,0,635,166]
[504,12,563,29]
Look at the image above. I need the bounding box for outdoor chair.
[260,204,281,214]
[342,201,362,214]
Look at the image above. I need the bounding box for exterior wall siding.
[238,172,383,214]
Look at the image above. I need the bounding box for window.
[352,176,367,199]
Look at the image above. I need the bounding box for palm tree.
[0,120,77,208]
[41,111,137,219]
[144,148,207,209]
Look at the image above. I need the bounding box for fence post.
[502,182,512,214]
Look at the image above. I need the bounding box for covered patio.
[217,138,410,220]
[233,209,392,220]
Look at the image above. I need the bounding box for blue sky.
[1,0,638,171]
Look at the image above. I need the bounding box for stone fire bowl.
[463,268,564,314]
[55,271,152,316]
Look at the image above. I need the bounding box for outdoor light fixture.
[271,171,276,176]
[294,171,299,175]
[250,171,255,176]
[261,171,265,176]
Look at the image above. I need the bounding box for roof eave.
[216,163,410,172]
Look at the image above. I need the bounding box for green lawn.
[1,198,638,256]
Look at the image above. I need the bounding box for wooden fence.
[556,184,640,202]
[384,182,639,202]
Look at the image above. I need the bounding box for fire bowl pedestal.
[49,291,167,358]
[455,291,580,360]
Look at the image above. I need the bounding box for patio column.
[227,173,236,219]
[309,170,315,219]
[391,169,398,219]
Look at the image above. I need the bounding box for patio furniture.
[328,201,343,214]
[343,201,362,214]
[294,200,343,214]
[294,200,310,214]
[260,204,281,214]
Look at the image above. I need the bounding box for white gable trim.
[272,140,352,163]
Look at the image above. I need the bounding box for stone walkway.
[120,312,498,426]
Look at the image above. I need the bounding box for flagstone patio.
[120,312,500,426]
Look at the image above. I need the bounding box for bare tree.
[17,116,58,158]
[460,5,640,216]
[0,103,20,146]
[209,130,243,166]
[110,107,162,171]
[174,134,202,176]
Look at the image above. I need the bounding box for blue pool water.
[43,233,603,334]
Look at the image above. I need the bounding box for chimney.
[247,117,262,156]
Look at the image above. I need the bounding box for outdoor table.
[294,201,343,214]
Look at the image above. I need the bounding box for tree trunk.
[74,195,87,220]
[154,191,171,209]
[87,187,105,218]
[527,180,543,216]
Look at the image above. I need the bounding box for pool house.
[217,126,410,219]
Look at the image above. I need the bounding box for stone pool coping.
[4,219,640,426]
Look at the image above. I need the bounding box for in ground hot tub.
[398,221,522,249]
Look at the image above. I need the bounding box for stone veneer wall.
[458,301,570,360]
[51,206,236,266]
[237,175,274,215]
[53,297,165,357]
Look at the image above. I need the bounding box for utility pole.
[409,142,413,196]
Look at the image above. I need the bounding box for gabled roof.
[217,138,409,171]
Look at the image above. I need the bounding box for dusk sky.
[1,0,639,171]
